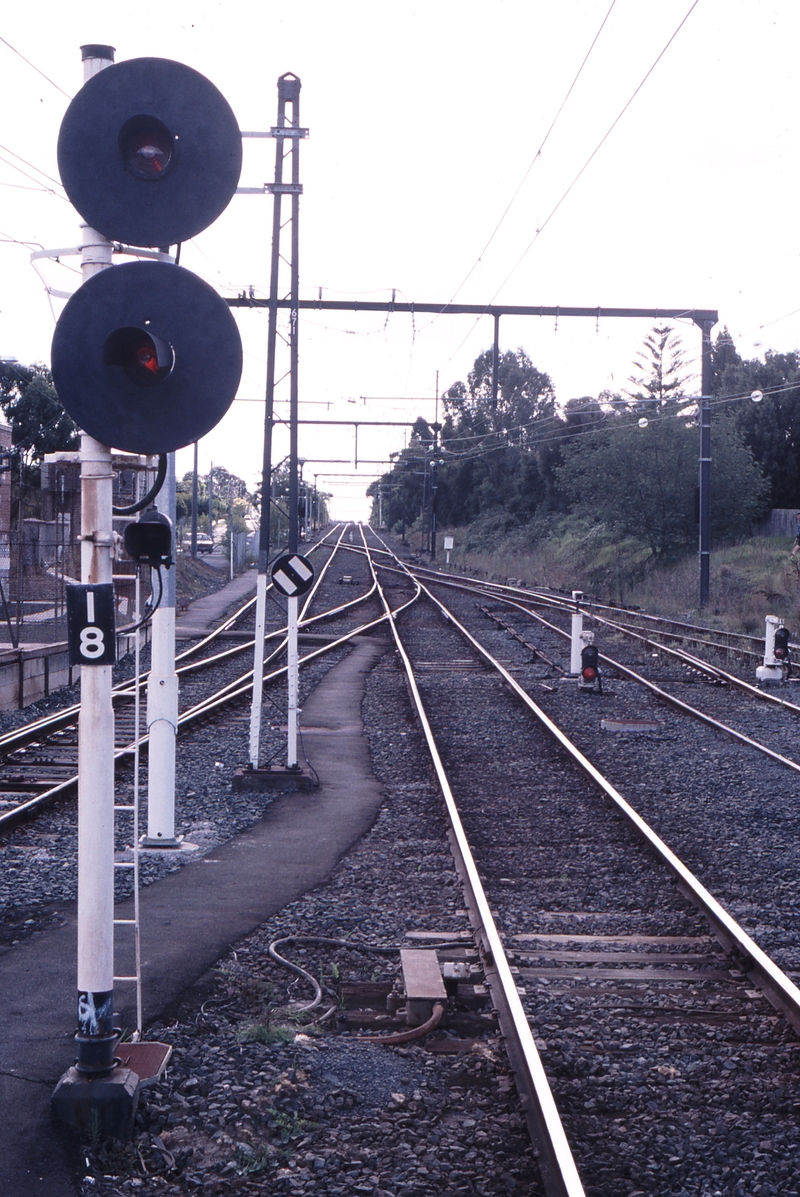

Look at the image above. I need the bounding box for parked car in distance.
[195,536,214,554]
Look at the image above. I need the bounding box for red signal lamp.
[103,325,174,386]
[581,644,599,676]
[580,643,601,690]
[119,115,174,179]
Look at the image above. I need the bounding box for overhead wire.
[0,181,58,195]
[0,231,44,250]
[0,141,64,190]
[445,0,703,367]
[429,0,618,320]
[384,377,798,471]
[0,34,72,98]
[0,151,68,200]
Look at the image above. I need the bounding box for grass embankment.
[174,552,232,613]
[417,516,800,635]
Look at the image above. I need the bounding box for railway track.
[5,526,800,1195]
[361,534,800,1194]
[396,558,786,670]
[0,530,391,831]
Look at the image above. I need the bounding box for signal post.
[51,46,243,1135]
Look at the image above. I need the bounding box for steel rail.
[379,553,774,655]
[593,615,764,662]
[361,531,586,1197]
[371,550,800,718]
[169,537,382,719]
[397,564,800,1038]
[511,601,800,781]
[168,593,412,729]
[0,533,369,755]
[0,578,405,832]
[0,537,383,829]
[587,609,800,714]
[454,577,800,779]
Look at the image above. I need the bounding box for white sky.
[1,0,799,520]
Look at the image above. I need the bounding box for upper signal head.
[57,57,242,247]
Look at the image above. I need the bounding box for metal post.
[570,590,584,675]
[421,461,428,554]
[764,616,780,666]
[143,453,179,847]
[287,595,299,767]
[229,480,234,579]
[286,75,302,769]
[75,41,117,1077]
[756,614,785,685]
[191,441,198,558]
[248,73,303,772]
[207,462,214,540]
[430,460,438,560]
[491,312,501,408]
[697,316,716,609]
[76,435,116,1071]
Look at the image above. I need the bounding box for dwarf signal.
[579,640,602,694]
[774,626,791,668]
[757,616,792,685]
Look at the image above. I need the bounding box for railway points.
[3,527,800,1194]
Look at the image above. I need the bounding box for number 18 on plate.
[66,583,117,667]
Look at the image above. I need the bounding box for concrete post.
[143,455,180,846]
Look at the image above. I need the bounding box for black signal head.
[51,260,242,454]
[124,510,173,568]
[57,57,242,247]
[774,627,791,658]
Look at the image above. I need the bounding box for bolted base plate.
[232,765,315,793]
[52,1065,140,1140]
[138,834,194,851]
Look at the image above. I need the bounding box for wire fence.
[0,459,142,648]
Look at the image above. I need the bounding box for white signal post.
[143,451,180,846]
[757,614,784,685]
[268,553,314,771]
[76,43,117,1074]
[249,573,269,768]
[570,590,584,675]
[287,595,299,767]
[54,45,244,1131]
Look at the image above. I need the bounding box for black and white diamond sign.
[270,553,315,597]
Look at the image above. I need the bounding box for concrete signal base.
[756,664,785,686]
[232,764,316,792]
[51,1066,140,1140]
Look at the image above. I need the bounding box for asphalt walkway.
[0,568,389,1195]
[174,565,257,638]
